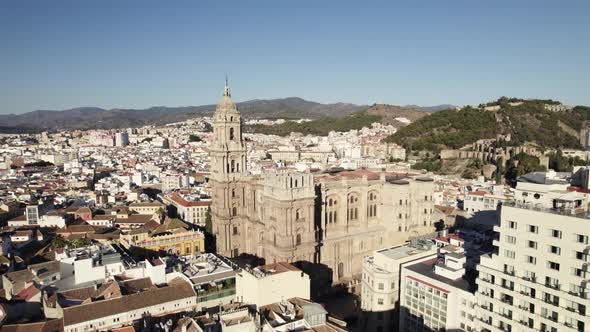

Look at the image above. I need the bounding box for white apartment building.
[361,240,437,332]
[160,172,189,191]
[463,190,510,214]
[514,170,589,208]
[475,202,589,332]
[236,262,310,307]
[399,252,477,332]
[163,192,211,226]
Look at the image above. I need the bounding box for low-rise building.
[120,217,204,256]
[361,240,437,332]
[236,262,310,307]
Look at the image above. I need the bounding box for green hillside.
[384,107,497,151]
[385,99,585,151]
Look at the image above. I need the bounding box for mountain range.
[0,98,453,132]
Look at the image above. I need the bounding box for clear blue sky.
[1,0,589,114]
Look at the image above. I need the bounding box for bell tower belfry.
[210,78,246,181]
[209,79,248,257]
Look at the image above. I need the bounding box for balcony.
[501,283,515,291]
[500,297,513,306]
[500,311,513,319]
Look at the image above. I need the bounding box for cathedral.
[209,82,436,282]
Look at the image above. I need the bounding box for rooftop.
[405,258,473,292]
[376,241,434,260]
[502,200,589,219]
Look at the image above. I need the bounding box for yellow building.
[121,217,205,256]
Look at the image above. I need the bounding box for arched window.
[231,160,235,172]
[348,193,360,221]
[326,196,338,224]
[229,127,234,140]
[232,189,236,198]
[368,191,378,218]
[295,209,300,220]
[232,206,237,216]
[296,234,301,246]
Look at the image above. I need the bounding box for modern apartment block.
[399,252,477,332]
[475,202,589,332]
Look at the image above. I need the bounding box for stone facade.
[209,83,435,282]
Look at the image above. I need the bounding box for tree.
[504,153,546,186]
[52,235,68,249]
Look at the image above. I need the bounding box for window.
[528,225,538,233]
[528,240,537,249]
[575,251,587,261]
[295,209,300,220]
[548,261,560,271]
[549,246,561,255]
[506,235,516,244]
[551,229,562,239]
[576,234,589,244]
[296,234,301,246]
[526,256,536,264]
[377,298,384,305]
[508,221,517,229]
[229,127,235,140]
[232,206,237,216]
[505,250,516,259]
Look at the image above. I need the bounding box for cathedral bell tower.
[209,79,247,257]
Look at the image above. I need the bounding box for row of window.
[505,221,589,244]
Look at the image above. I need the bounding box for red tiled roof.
[168,193,210,207]
[16,284,40,301]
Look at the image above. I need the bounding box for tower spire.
[224,74,231,97]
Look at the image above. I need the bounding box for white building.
[163,192,211,226]
[475,202,590,332]
[361,241,437,332]
[399,252,476,332]
[236,262,310,307]
[115,131,129,147]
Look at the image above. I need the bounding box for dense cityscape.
[2,1,590,332]
[0,80,589,332]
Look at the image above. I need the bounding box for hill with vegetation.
[0,98,366,132]
[386,98,586,152]
[364,103,433,127]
